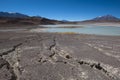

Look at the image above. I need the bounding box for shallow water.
[0,25,120,36]
[42,25,120,36]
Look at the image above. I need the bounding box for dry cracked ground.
[0,31,120,80]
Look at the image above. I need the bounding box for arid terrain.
[0,12,120,80]
[0,26,120,80]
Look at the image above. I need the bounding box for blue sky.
[0,0,120,21]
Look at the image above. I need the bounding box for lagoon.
[41,25,120,36]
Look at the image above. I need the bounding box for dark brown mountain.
[0,12,62,26]
[0,12,29,18]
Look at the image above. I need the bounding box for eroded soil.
[0,32,120,80]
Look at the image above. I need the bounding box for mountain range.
[0,12,120,26]
[81,15,120,23]
[0,12,29,18]
[0,12,63,26]
[92,15,120,21]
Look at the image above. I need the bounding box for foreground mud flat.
[0,31,120,80]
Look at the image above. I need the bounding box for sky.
[0,0,120,21]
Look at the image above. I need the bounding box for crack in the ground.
[48,42,118,80]
[56,60,67,64]
[48,37,57,58]
[10,37,117,80]
[0,43,22,57]
[38,57,48,63]
[0,58,17,80]
[76,60,117,79]
[5,59,17,80]
[41,36,119,80]
[48,37,56,50]
[0,43,23,80]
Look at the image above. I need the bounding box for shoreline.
[1,24,120,36]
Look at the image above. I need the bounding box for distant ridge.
[0,12,63,25]
[92,15,120,21]
[0,12,29,18]
[81,15,120,23]
[0,12,120,25]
